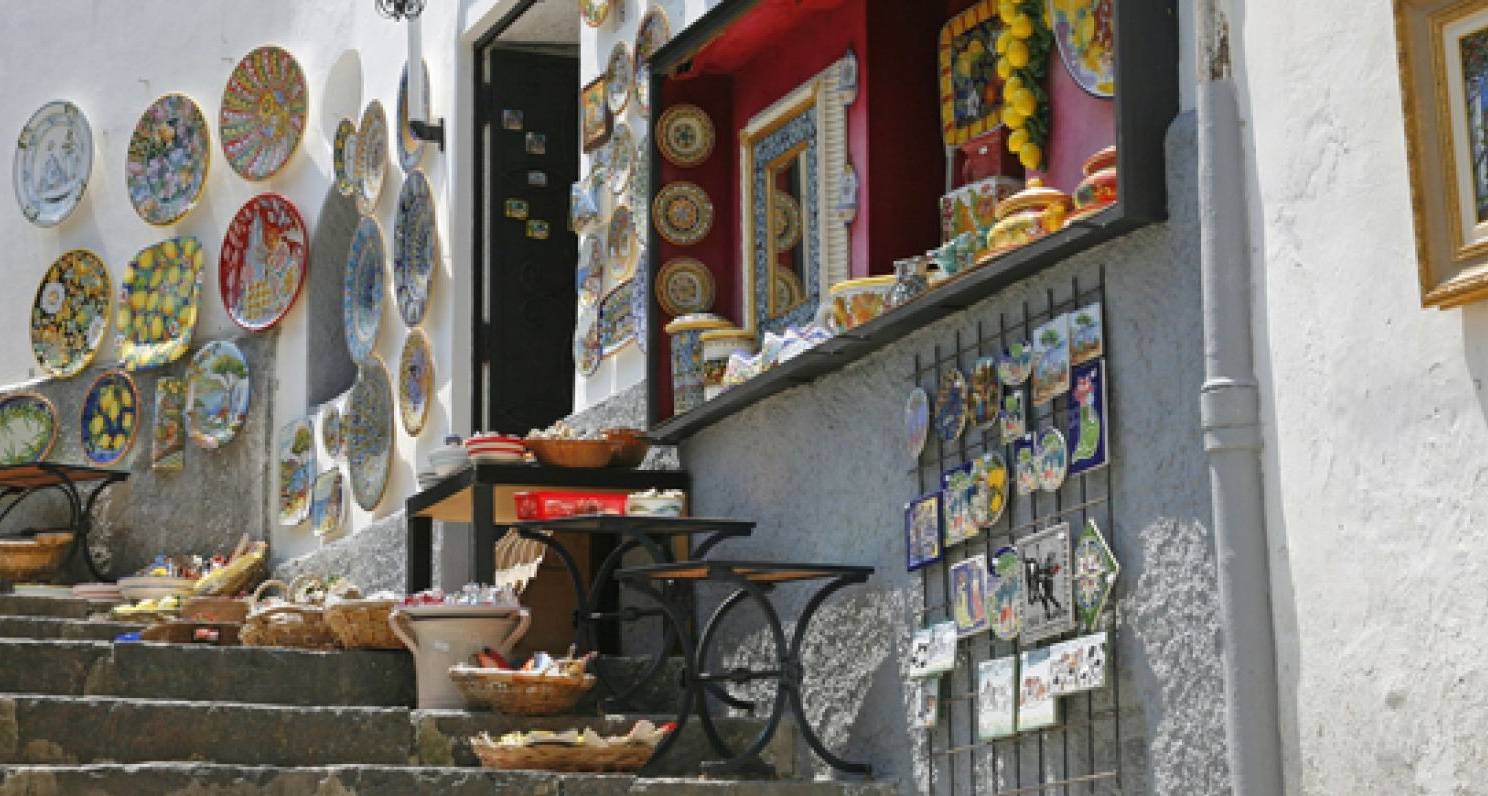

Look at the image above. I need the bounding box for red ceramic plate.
[219,193,309,331]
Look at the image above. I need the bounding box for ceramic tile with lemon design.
[81,370,138,466]
[1050,0,1115,97]
[116,236,205,371]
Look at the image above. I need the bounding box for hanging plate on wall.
[0,392,58,466]
[398,328,434,436]
[397,60,431,172]
[126,93,210,225]
[905,387,930,462]
[657,104,714,167]
[81,370,139,467]
[1050,0,1116,97]
[277,416,315,526]
[607,43,633,115]
[29,249,111,379]
[393,170,438,326]
[633,5,672,114]
[186,340,251,450]
[597,279,638,356]
[580,0,610,28]
[219,45,308,180]
[333,119,358,197]
[13,100,92,227]
[311,469,346,538]
[574,303,602,376]
[321,403,343,459]
[773,189,803,252]
[116,236,206,371]
[578,235,604,306]
[652,181,713,246]
[343,216,386,363]
[656,257,716,317]
[346,356,393,511]
[607,204,638,281]
[355,100,389,215]
[219,193,309,332]
[608,122,634,194]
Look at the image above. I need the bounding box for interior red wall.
[1045,53,1115,195]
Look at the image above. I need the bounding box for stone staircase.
[0,595,895,795]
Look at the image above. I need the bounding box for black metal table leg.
[407,514,433,592]
[472,485,496,584]
[583,534,680,712]
[624,576,699,777]
[694,577,791,777]
[784,574,873,776]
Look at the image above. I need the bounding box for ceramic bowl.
[117,576,198,602]
[524,438,615,469]
[625,493,685,517]
[987,179,1069,256]
[603,428,651,469]
[827,276,896,331]
[1072,146,1117,213]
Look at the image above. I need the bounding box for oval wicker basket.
[448,667,596,715]
[0,533,73,582]
[523,438,615,468]
[324,598,404,650]
[182,596,249,624]
[240,579,338,650]
[470,736,654,773]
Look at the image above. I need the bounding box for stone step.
[0,616,144,641]
[0,764,898,796]
[0,694,790,777]
[0,594,108,620]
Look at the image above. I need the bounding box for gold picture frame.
[1397,0,1488,306]
[580,75,612,153]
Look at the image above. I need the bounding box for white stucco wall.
[1234,0,1488,791]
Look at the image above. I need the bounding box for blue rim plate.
[343,217,386,363]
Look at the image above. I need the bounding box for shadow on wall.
[306,185,360,405]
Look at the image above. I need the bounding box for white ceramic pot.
[664,314,732,415]
[388,606,531,709]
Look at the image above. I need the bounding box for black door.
[475,48,579,435]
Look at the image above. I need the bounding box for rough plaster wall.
[1234,0,1488,792]
[678,115,1225,793]
[273,510,424,594]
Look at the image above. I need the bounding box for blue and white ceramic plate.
[398,328,433,436]
[311,469,345,538]
[13,100,92,227]
[936,368,968,443]
[393,170,437,326]
[343,217,386,363]
[346,356,393,510]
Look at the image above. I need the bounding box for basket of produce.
[324,597,403,650]
[0,532,72,582]
[469,720,671,773]
[240,578,338,650]
[449,650,596,715]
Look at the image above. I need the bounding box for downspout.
[1194,1,1285,793]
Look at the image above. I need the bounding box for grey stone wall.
[675,113,1227,793]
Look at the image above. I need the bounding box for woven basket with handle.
[324,598,403,650]
[240,578,338,650]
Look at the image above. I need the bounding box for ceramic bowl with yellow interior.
[986,179,1070,257]
[826,276,896,332]
[1070,145,1118,221]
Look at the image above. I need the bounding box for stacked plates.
[416,470,441,490]
[465,433,527,464]
[72,582,124,602]
[428,443,471,477]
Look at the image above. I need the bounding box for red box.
[513,491,629,521]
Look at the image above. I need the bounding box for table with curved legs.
[0,463,129,583]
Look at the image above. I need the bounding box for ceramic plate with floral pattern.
[126,94,210,225]
[278,416,315,526]
[1073,519,1119,631]
[116,237,206,371]
[321,403,343,459]
[578,235,604,307]
[30,249,110,379]
[355,100,389,215]
[220,46,307,180]
[633,5,672,114]
[81,370,138,466]
[343,217,386,363]
[311,469,345,538]
[333,119,358,197]
[397,60,430,172]
[1036,428,1068,492]
[606,43,633,115]
[607,205,638,281]
[398,328,434,436]
[998,340,1033,386]
[580,0,610,27]
[608,122,634,194]
[657,104,714,167]
[394,170,437,326]
[574,304,602,376]
[0,393,58,466]
[653,181,713,246]
[13,100,92,227]
[346,357,393,511]
[657,257,715,317]
[935,368,969,443]
[1050,0,1116,97]
[186,340,251,450]
[905,387,930,461]
[219,193,309,331]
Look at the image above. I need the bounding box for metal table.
[617,559,875,777]
[0,463,130,582]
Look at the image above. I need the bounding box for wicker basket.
[470,737,655,773]
[324,598,404,650]
[523,439,615,469]
[182,596,249,624]
[240,580,338,650]
[0,532,73,582]
[448,667,596,715]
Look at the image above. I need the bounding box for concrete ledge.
[0,616,144,641]
[0,596,98,620]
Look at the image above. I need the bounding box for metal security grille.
[912,267,1122,794]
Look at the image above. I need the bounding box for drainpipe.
[1194,1,1284,793]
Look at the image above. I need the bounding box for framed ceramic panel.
[1018,522,1075,643]
[988,545,1024,640]
[1017,645,1060,731]
[1032,313,1070,406]
[1068,359,1110,475]
[1049,631,1108,697]
[913,677,940,730]
[278,417,315,526]
[150,378,185,472]
[950,555,992,638]
[905,492,943,571]
[1073,519,1119,631]
[938,0,1007,146]
[1012,434,1037,496]
[1000,387,1027,444]
[1069,302,1104,364]
[975,452,1009,528]
[908,620,958,678]
[976,656,1018,741]
[941,462,983,547]
[581,75,612,152]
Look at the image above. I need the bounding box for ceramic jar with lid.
[885,256,932,310]
[1070,146,1118,221]
[825,275,895,332]
[664,313,732,415]
[698,327,757,401]
[986,178,1071,256]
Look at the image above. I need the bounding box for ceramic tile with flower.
[1073,519,1118,631]
[116,237,206,370]
[1069,302,1103,364]
[988,545,1024,640]
[30,250,111,379]
[975,451,1009,527]
[1032,313,1070,406]
[1068,359,1109,475]
[278,417,315,526]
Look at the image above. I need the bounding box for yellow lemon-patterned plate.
[81,370,139,466]
[116,237,205,371]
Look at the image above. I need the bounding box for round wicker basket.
[523,439,615,468]
[240,579,338,650]
[324,598,404,650]
[0,533,73,582]
[448,667,596,715]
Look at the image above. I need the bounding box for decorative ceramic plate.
[657,105,714,167]
[772,269,804,315]
[969,355,1001,429]
[126,93,210,225]
[81,370,138,466]
[999,341,1032,386]
[578,235,604,306]
[629,129,650,210]
[976,451,1010,527]
[219,193,309,331]
[13,100,92,227]
[598,279,639,356]
[1051,0,1116,97]
[343,217,386,363]
[905,387,930,461]
[1036,428,1068,492]
[580,0,610,27]
[333,119,357,197]
[657,258,715,317]
[574,304,602,376]
[186,340,251,450]
[278,416,315,526]
[608,123,634,194]
[116,236,206,371]
[988,545,1024,641]
[938,1,1005,147]
[355,100,389,215]
[633,5,672,113]
[0,393,58,465]
[606,43,633,115]
[220,46,307,180]
[941,463,981,548]
[774,190,802,252]
[399,328,434,436]
[1073,519,1119,631]
[311,469,345,538]
[152,377,186,471]
[321,404,343,458]
[607,205,638,280]
[30,249,110,379]
[394,170,437,326]
[397,60,430,171]
[346,356,393,510]
[936,368,969,443]
[653,181,713,246]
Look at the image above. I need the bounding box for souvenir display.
[656,257,716,317]
[908,621,958,678]
[826,276,895,332]
[941,176,1021,243]
[30,249,110,379]
[608,122,634,195]
[1032,312,1071,406]
[905,492,943,571]
[151,378,186,472]
[343,217,387,364]
[81,370,138,466]
[988,179,1069,256]
[1050,632,1108,695]
[355,100,389,215]
[321,403,343,459]
[598,280,639,355]
[629,129,650,216]
[969,355,1001,429]
[505,198,529,219]
[333,118,358,197]
[186,340,251,450]
[311,469,346,538]
[934,368,968,444]
[657,104,714,167]
[1073,519,1118,631]
[394,170,438,326]
[942,463,982,547]
[988,545,1024,640]
[0,393,58,466]
[1000,388,1027,443]
[572,181,600,231]
[116,236,206,371]
[1070,147,1118,221]
[578,235,604,306]
[951,555,992,638]
[905,387,930,461]
[1017,645,1060,730]
[346,356,394,511]
[219,193,309,331]
[976,451,1009,528]
[607,204,638,281]
[999,341,1032,386]
[126,94,210,225]
[580,75,612,152]
[580,0,610,28]
[399,328,434,436]
[913,679,940,730]
[665,313,731,415]
[219,46,308,180]
[13,100,92,227]
[1050,0,1116,97]
[606,43,633,115]
[1069,360,1109,475]
[938,0,1006,146]
[1070,302,1104,364]
[574,304,602,377]
[653,181,714,246]
[976,656,1019,740]
[529,219,550,238]
[633,5,671,114]
[526,133,546,155]
[277,417,315,526]
[397,60,431,171]
[774,190,803,252]
[1013,434,1037,495]
[1036,428,1068,492]
[1018,522,1074,643]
